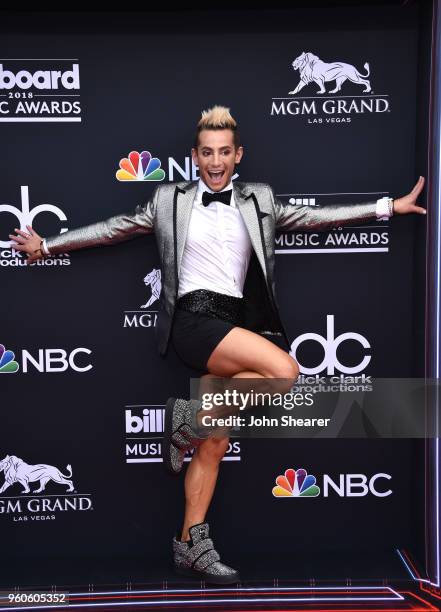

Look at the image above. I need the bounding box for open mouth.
[208,170,225,184]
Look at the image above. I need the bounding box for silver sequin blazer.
[46,180,379,355]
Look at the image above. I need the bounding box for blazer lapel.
[174,181,198,277]
[233,182,268,281]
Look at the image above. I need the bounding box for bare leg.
[180,327,299,541]
[180,434,230,541]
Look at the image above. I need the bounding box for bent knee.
[269,355,300,388]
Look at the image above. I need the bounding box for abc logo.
[290,315,371,375]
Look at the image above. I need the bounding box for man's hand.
[9,225,45,264]
[393,176,427,215]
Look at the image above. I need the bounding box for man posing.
[10,106,426,584]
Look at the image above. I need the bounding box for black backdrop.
[0,4,429,582]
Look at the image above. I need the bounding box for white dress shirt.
[177,179,252,299]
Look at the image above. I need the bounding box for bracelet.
[388,198,394,216]
[31,241,45,259]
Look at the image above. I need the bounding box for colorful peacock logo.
[116,150,166,182]
[272,468,320,497]
[0,344,19,373]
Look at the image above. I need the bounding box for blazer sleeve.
[45,187,158,255]
[268,186,379,232]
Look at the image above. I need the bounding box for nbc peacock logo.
[116,151,166,182]
[0,344,19,373]
[272,467,320,497]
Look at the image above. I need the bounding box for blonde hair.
[194,105,240,148]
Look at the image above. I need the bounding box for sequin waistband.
[177,289,244,326]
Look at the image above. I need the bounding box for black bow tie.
[201,189,232,207]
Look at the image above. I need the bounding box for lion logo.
[289,52,371,95]
[0,455,75,494]
[140,267,162,309]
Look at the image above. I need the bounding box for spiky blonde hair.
[194,105,240,148]
[198,105,237,130]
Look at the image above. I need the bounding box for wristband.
[41,239,50,256]
[31,241,46,259]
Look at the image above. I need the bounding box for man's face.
[191,129,243,192]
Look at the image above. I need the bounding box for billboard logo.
[116,151,166,182]
[0,61,82,122]
[276,192,390,254]
[288,197,317,206]
[0,344,19,373]
[0,64,80,90]
[126,408,164,434]
[125,404,241,464]
[272,467,320,497]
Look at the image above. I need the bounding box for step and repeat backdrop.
[0,5,428,578]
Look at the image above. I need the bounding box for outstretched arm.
[9,187,159,264]
[271,177,426,232]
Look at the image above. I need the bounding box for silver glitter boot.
[163,397,207,475]
[173,522,240,584]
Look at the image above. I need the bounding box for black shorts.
[171,307,235,372]
[170,305,289,373]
